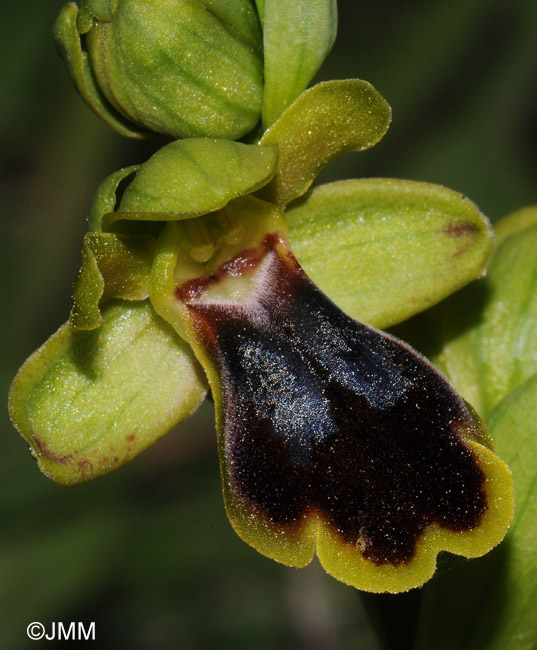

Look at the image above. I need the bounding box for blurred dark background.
[1,1,536,648]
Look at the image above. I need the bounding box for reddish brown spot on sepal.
[442,221,481,238]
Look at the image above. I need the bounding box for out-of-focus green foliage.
[2,0,536,648]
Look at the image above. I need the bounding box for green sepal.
[416,372,537,650]
[88,165,139,233]
[258,80,391,206]
[8,300,207,486]
[82,0,263,139]
[428,215,537,417]
[261,0,337,128]
[103,139,278,229]
[53,3,148,138]
[70,232,156,330]
[287,179,493,329]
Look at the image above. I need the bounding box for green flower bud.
[54,0,264,139]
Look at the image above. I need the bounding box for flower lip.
[179,235,493,567]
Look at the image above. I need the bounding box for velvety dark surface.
[185,241,486,565]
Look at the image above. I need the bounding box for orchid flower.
[9,78,513,594]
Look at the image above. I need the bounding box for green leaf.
[53,3,147,138]
[416,373,537,650]
[8,300,207,486]
[103,139,278,229]
[70,232,156,330]
[287,179,493,329]
[261,0,337,128]
[258,80,391,205]
[431,220,537,417]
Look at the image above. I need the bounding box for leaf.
[8,300,207,486]
[53,3,147,138]
[416,373,537,650]
[431,219,537,418]
[70,232,156,330]
[258,80,391,205]
[261,0,337,128]
[287,179,493,329]
[103,139,278,229]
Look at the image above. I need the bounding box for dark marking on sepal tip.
[442,221,480,238]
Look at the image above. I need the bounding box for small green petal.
[261,0,337,128]
[417,373,537,650]
[70,232,156,330]
[287,179,493,329]
[8,300,207,486]
[53,3,148,138]
[103,139,278,229]
[432,219,537,417]
[258,80,391,205]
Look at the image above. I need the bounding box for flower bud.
[54,0,264,139]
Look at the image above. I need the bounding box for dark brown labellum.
[179,236,487,566]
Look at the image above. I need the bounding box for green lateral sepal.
[9,300,207,486]
[287,178,494,329]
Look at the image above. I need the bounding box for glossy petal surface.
[258,80,391,205]
[287,179,493,328]
[9,301,206,486]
